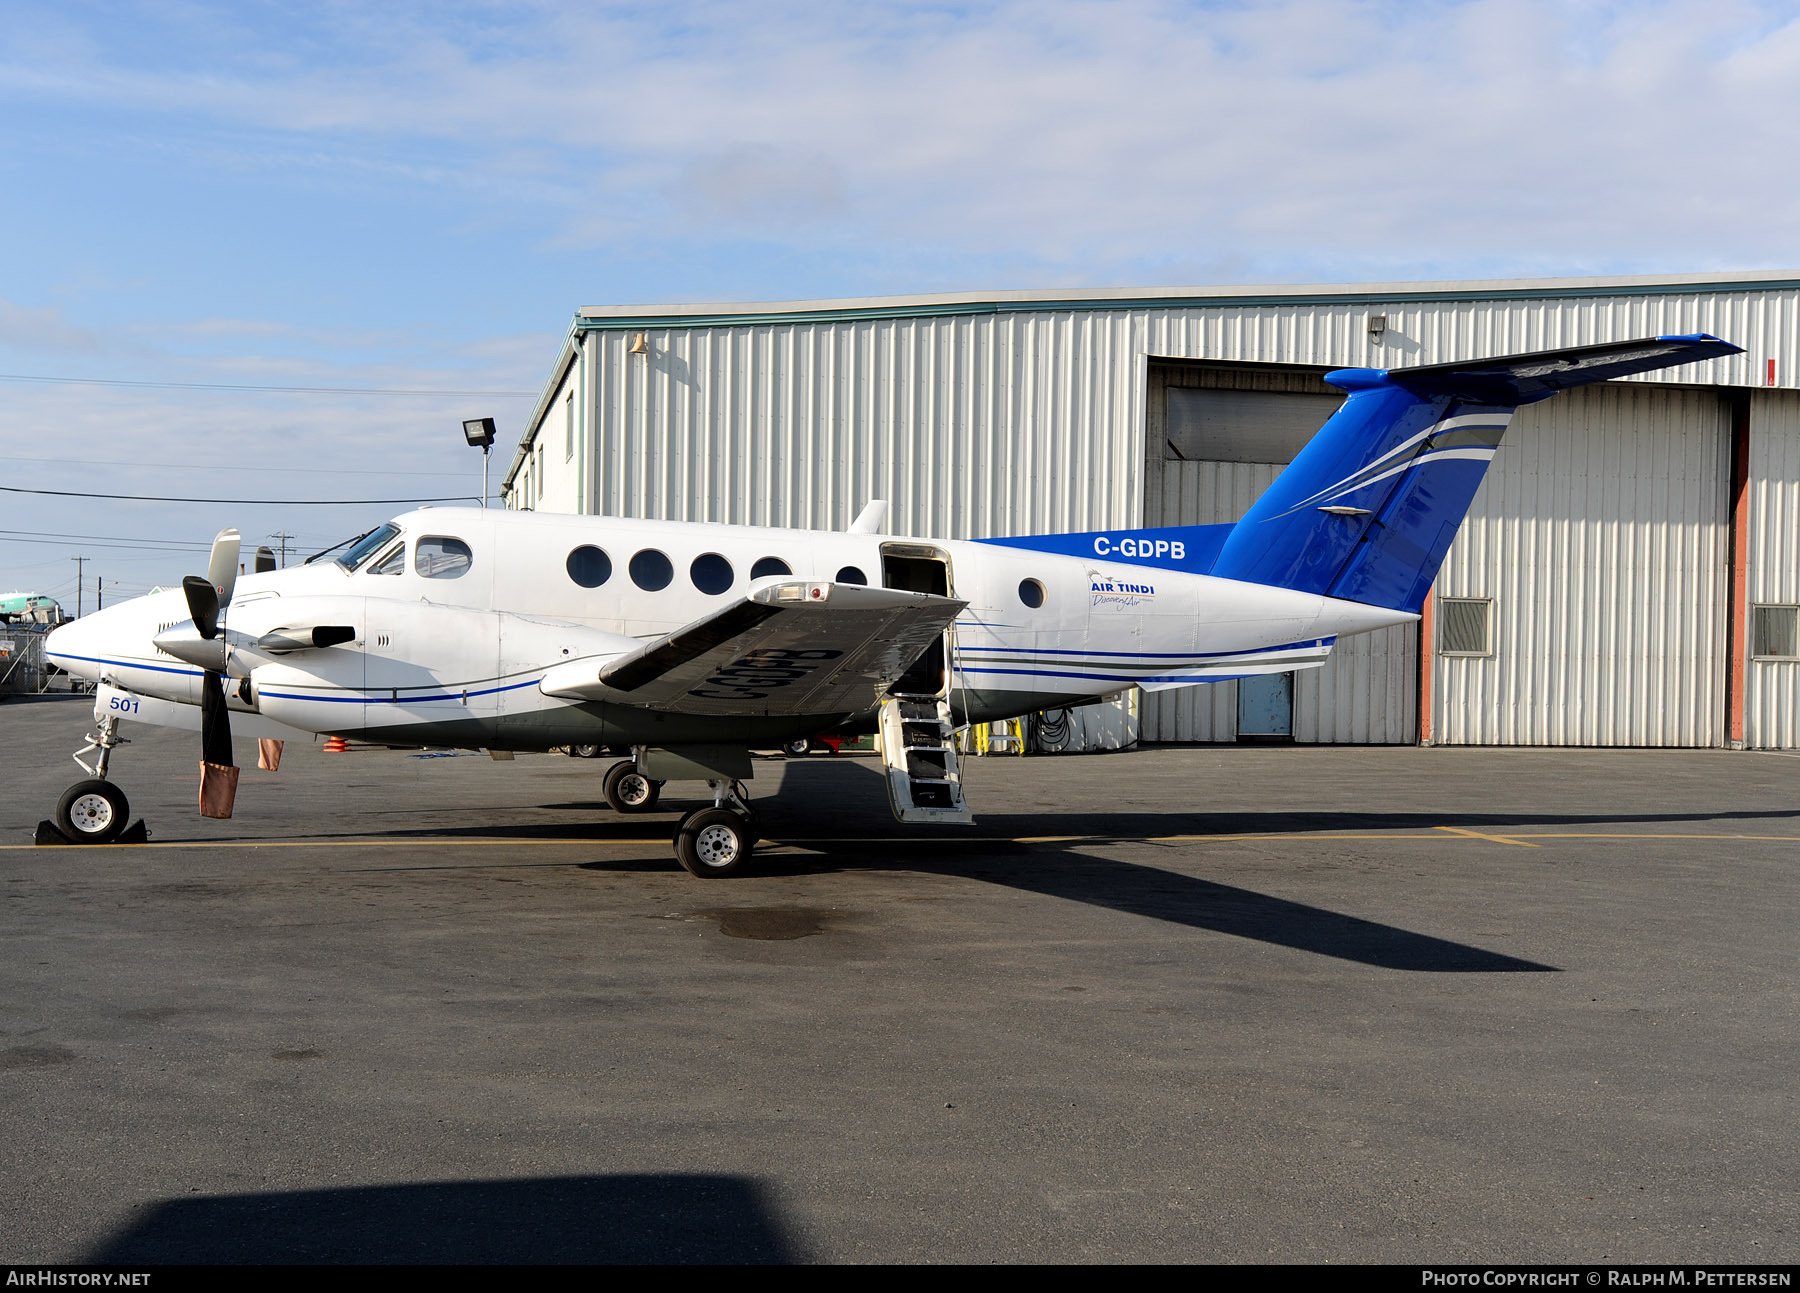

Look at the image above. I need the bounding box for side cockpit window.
[368,544,406,575]
[417,536,473,579]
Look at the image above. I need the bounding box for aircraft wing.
[538,580,966,716]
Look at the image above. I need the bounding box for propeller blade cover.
[208,528,241,609]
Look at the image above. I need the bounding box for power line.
[0,372,535,397]
[0,454,472,478]
[2,484,476,505]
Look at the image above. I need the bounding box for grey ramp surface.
[1,694,1795,1263]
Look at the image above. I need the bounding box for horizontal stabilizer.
[1374,333,1743,405]
[540,580,966,717]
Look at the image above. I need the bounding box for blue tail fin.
[1209,334,1743,613]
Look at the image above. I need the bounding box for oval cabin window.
[567,546,612,588]
[690,553,734,595]
[751,556,791,579]
[630,549,674,591]
[836,565,867,586]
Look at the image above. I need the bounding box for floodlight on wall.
[1367,314,1387,342]
[462,417,497,507]
[629,333,650,355]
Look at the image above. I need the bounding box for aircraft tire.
[603,760,662,813]
[782,737,811,757]
[675,808,753,878]
[55,779,130,844]
[567,744,603,759]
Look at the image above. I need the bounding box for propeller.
[181,530,241,807]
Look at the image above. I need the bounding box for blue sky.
[3,0,1798,602]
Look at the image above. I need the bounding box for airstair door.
[878,546,971,824]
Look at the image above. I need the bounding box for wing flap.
[540,580,967,716]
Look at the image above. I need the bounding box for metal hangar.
[501,272,1800,749]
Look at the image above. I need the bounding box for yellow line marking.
[1436,824,1541,848]
[1511,832,1800,842]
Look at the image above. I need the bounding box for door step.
[878,696,972,825]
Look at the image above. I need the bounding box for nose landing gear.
[42,714,147,845]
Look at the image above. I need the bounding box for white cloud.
[5,0,1797,281]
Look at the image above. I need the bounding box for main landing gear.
[673,780,761,879]
[602,759,663,813]
[601,753,761,876]
[48,715,136,844]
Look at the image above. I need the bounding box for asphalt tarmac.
[1,692,1795,1264]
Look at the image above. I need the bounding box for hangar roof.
[572,269,1800,329]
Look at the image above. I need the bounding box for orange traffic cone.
[322,736,349,753]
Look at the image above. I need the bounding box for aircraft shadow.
[86,1173,796,1264]
[759,760,1569,972]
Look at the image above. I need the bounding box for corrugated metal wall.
[1432,384,1730,746]
[1745,389,1800,749]
[583,312,1144,541]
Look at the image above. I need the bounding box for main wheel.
[675,808,754,878]
[782,737,811,757]
[603,760,662,813]
[55,779,130,844]
[567,743,602,759]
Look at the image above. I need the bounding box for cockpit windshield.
[335,523,402,571]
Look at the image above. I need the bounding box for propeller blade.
[254,545,277,574]
[182,575,221,641]
[208,528,241,609]
[200,669,234,769]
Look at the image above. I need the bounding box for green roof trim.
[573,278,1800,332]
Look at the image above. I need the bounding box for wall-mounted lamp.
[628,333,650,355]
[1367,314,1387,342]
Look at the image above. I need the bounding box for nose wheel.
[54,779,131,844]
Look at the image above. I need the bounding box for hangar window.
[836,565,867,586]
[1165,388,1343,463]
[630,549,674,591]
[1437,597,1493,657]
[1752,605,1799,660]
[690,553,734,595]
[417,537,472,579]
[751,556,791,579]
[567,545,612,588]
[368,544,406,576]
[1018,579,1046,609]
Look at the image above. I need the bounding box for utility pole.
[71,554,87,618]
[96,577,104,611]
[269,531,294,568]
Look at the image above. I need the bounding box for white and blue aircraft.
[43,334,1741,874]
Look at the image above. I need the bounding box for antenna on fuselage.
[847,500,889,534]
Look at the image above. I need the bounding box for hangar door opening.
[1430,383,1730,747]
[1140,360,1419,745]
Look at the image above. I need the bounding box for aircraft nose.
[45,615,97,678]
